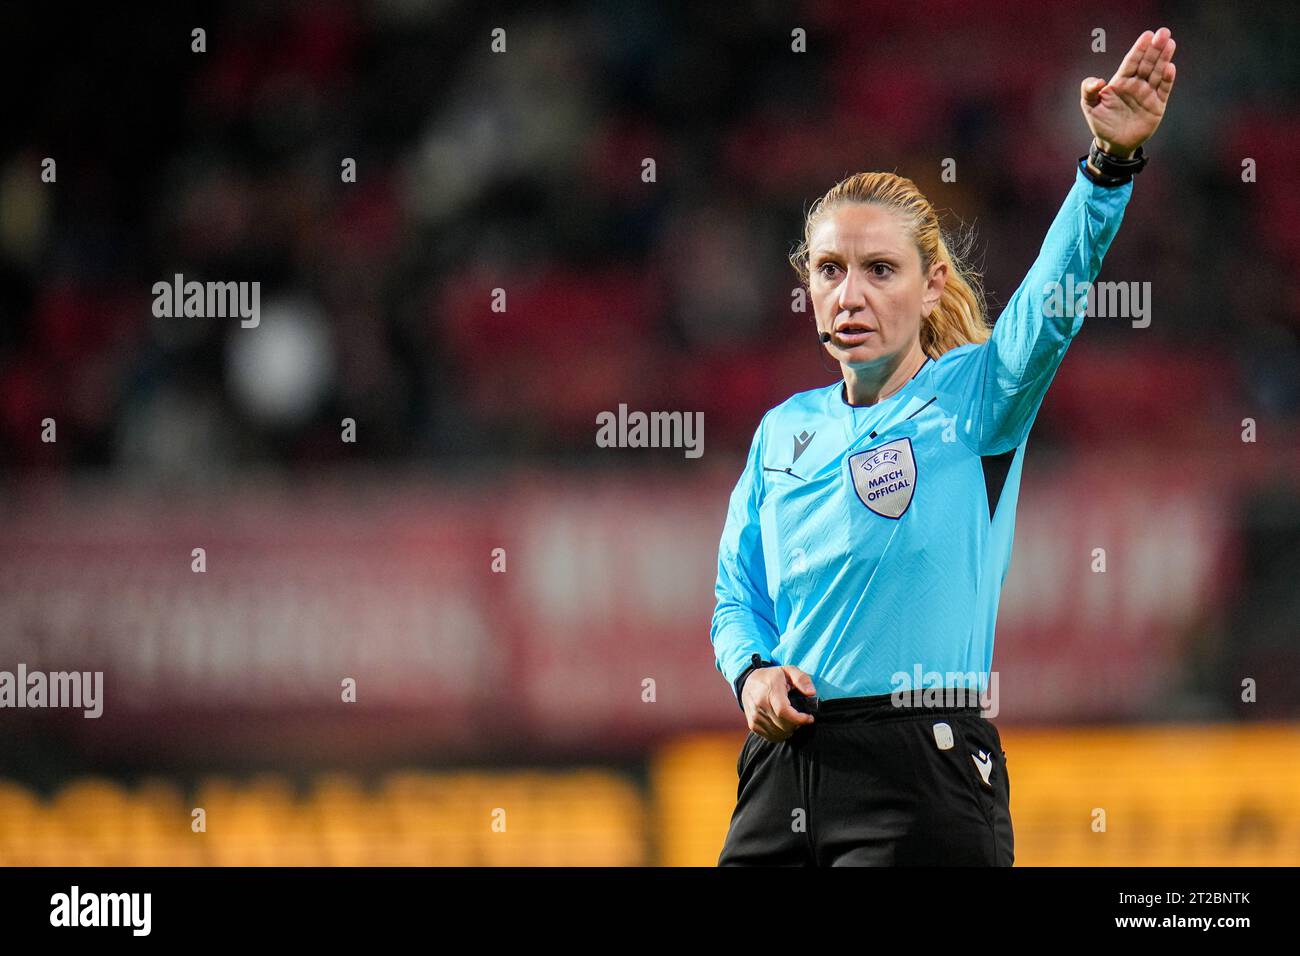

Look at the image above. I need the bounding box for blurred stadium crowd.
[3,0,1298,477]
[3,0,1300,866]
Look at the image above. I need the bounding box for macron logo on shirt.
[793,430,815,463]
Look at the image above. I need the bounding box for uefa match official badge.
[849,437,917,518]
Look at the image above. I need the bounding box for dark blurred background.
[1,0,1298,865]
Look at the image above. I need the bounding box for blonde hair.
[788,171,990,357]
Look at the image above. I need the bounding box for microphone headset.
[819,331,832,343]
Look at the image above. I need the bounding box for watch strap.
[1081,141,1147,187]
[734,653,777,710]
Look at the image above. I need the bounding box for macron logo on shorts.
[972,750,994,786]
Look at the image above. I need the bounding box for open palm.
[1081,27,1177,157]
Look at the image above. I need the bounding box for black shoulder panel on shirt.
[981,448,1017,520]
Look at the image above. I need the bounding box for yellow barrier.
[8,724,1299,866]
[0,770,646,867]
[653,723,1300,866]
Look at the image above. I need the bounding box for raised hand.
[1080,27,1177,158]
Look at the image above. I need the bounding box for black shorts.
[717,692,1014,866]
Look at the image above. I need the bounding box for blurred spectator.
[1,0,1297,477]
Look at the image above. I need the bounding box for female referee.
[711,27,1176,866]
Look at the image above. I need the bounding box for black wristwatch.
[1080,139,1147,187]
[734,652,777,710]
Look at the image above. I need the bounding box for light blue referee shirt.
[711,160,1133,706]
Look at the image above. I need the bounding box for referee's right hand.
[742,666,817,741]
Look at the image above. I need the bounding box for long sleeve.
[945,160,1134,455]
[710,413,779,704]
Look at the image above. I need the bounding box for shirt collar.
[831,357,933,413]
